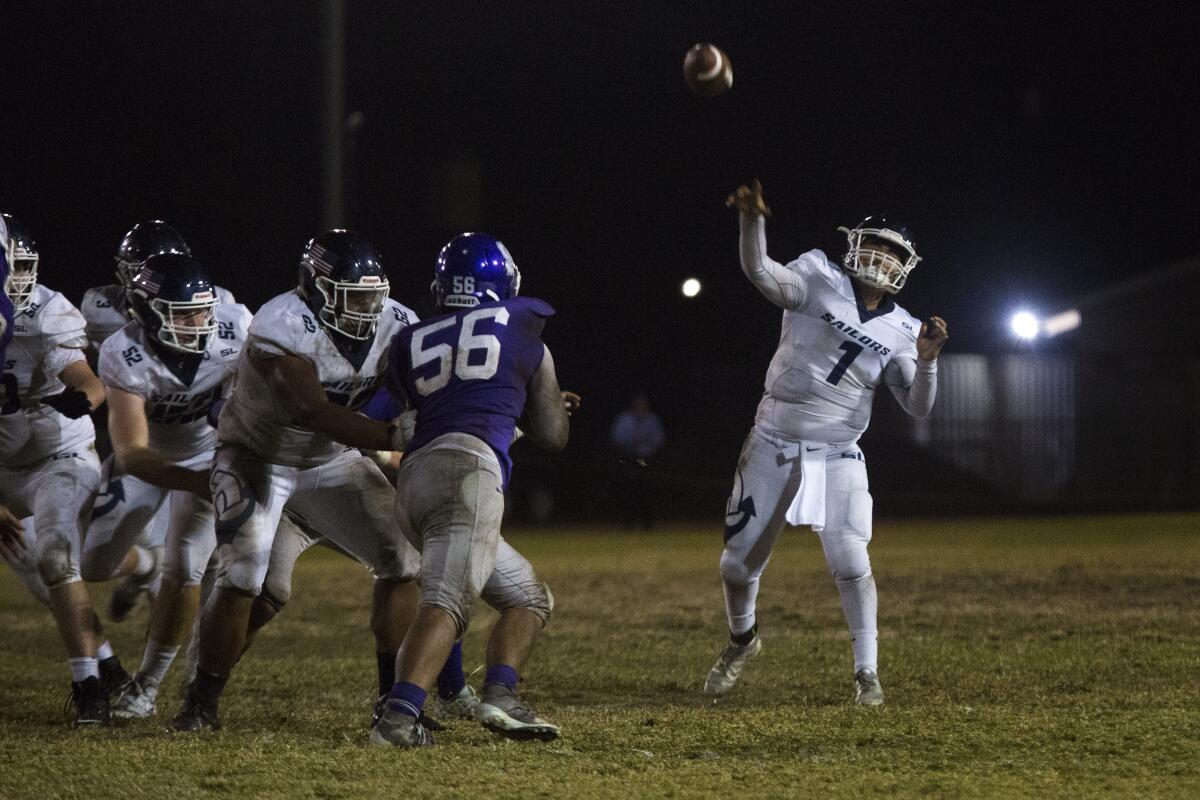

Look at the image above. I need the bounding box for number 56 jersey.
[756,249,922,445]
[218,290,418,468]
[387,297,553,488]
[98,303,253,463]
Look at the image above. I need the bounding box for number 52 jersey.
[98,303,253,463]
[755,249,924,445]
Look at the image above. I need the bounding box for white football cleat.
[112,676,158,719]
[435,685,480,721]
[854,669,885,706]
[369,706,434,748]
[477,685,559,742]
[703,636,762,696]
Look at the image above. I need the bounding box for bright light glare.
[1010,311,1039,339]
[681,278,702,298]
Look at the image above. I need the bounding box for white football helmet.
[837,216,920,294]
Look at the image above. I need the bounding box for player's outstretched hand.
[725,178,771,219]
[41,386,93,419]
[917,316,949,362]
[562,391,582,416]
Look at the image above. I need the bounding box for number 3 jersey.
[218,289,417,468]
[754,249,930,445]
[98,303,253,463]
[1,284,94,467]
[387,296,554,487]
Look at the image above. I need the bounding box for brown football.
[683,43,733,97]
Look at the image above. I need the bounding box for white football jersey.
[755,249,922,445]
[0,284,96,467]
[83,283,236,351]
[98,303,252,463]
[218,289,417,468]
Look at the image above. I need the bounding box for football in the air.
[683,43,733,97]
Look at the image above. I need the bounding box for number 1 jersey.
[756,249,922,445]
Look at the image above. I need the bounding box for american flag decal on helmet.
[307,243,335,276]
[137,270,163,293]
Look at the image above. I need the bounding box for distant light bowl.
[1011,311,1039,339]
[682,278,702,298]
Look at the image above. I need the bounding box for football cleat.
[703,636,762,697]
[369,694,443,732]
[435,684,480,721]
[172,684,222,732]
[112,676,158,719]
[69,676,111,727]
[369,706,434,748]
[854,669,885,706]
[476,684,559,742]
[98,655,132,700]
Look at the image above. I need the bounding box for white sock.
[137,639,180,689]
[723,576,760,637]
[69,657,100,683]
[96,640,115,661]
[836,573,878,672]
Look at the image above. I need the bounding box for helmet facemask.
[149,292,218,353]
[839,225,920,294]
[315,274,388,340]
[4,246,38,312]
[115,257,145,291]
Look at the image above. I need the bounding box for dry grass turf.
[1,512,1198,799]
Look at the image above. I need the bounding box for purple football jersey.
[387,296,553,486]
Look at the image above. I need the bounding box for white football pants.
[719,426,878,672]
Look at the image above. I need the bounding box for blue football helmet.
[298,230,390,340]
[837,215,920,294]
[433,232,521,309]
[115,220,191,290]
[129,252,218,354]
[2,213,39,312]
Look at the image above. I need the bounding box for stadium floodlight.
[1011,311,1039,340]
[681,278,702,298]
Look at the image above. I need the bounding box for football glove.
[42,387,92,419]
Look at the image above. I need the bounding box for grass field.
[2,513,1198,799]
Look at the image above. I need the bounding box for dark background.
[3,2,1198,516]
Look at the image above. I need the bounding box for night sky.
[4,2,1198,486]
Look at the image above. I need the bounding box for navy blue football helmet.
[129,252,218,354]
[836,216,920,294]
[2,213,39,311]
[298,230,390,340]
[115,220,191,290]
[433,232,521,309]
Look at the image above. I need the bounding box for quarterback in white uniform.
[704,181,949,705]
[174,230,422,731]
[0,213,128,724]
[80,221,235,621]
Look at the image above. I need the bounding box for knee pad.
[214,550,265,597]
[825,540,872,584]
[719,549,757,587]
[36,536,80,589]
[523,581,554,625]
[260,569,294,609]
[424,600,470,639]
[258,585,287,613]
